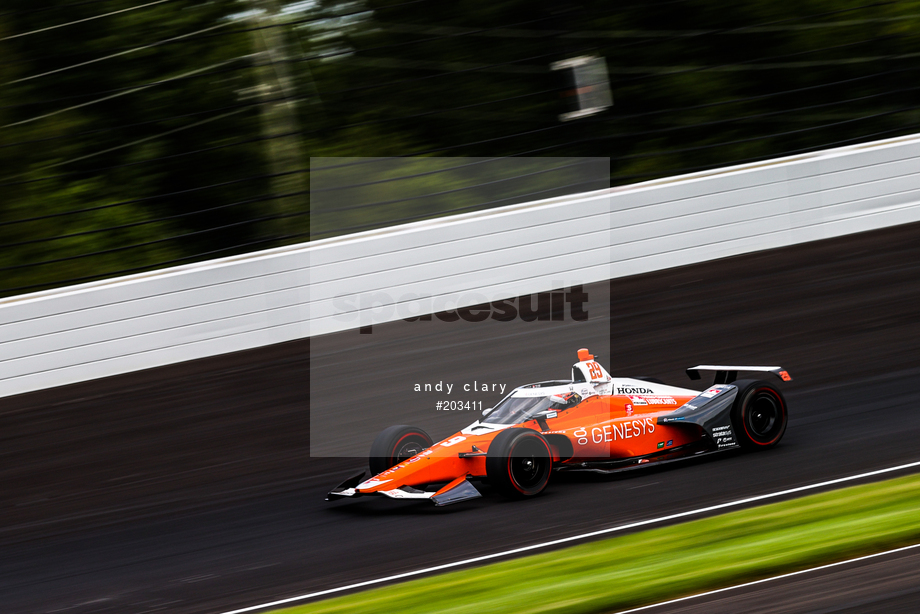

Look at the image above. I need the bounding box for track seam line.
[218,459,920,614]
[609,542,920,614]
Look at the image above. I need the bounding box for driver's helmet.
[548,391,582,409]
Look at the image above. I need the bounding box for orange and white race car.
[327,349,790,506]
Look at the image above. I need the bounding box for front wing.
[326,472,482,506]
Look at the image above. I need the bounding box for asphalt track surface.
[3,221,920,613]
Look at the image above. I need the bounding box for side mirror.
[534,410,558,419]
[482,407,494,416]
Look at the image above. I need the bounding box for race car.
[327,348,790,506]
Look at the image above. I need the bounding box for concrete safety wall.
[2,133,920,399]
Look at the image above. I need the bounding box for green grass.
[279,473,920,614]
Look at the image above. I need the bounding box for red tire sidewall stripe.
[391,432,427,464]
[507,434,551,494]
[742,388,786,446]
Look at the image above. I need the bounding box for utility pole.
[248,0,307,243]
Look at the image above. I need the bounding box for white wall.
[2,133,920,399]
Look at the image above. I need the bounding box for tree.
[0,0,267,294]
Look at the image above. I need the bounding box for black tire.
[369,425,433,475]
[485,428,553,497]
[730,379,788,450]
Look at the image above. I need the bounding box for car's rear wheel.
[486,428,552,497]
[369,425,433,475]
[730,379,788,450]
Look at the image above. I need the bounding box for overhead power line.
[0,86,553,153]
[0,189,307,250]
[608,123,919,184]
[0,0,118,18]
[312,178,603,239]
[0,0,435,68]
[0,0,170,42]
[0,170,305,226]
[0,209,308,274]
[374,9,918,40]
[0,230,310,295]
[517,103,920,162]
[311,160,589,214]
[614,64,919,120]
[2,54,253,128]
[4,20,232,86]
[614,34,897,83]
[24,107,250,177]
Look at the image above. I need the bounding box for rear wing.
[686,365,792,385]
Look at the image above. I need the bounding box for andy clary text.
[413,381,506,395]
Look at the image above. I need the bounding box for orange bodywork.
[354,393,701,495]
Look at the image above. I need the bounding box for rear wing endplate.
[686,365,792,384]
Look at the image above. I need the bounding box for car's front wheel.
[730,379,788,450]
[486,428,553,497]
[369,425,433,475]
